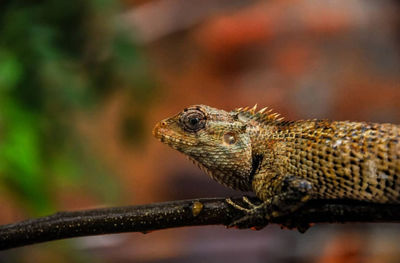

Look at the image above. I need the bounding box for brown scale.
[153,105,400,208]
[271,120,400,203]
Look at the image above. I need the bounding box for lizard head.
[153,105,255,191]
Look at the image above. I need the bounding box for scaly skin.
[153,105,400,227]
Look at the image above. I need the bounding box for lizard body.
[153,105,400,226]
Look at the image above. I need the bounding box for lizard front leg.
[227,173,314,232]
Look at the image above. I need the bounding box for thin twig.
[0,197,399,250]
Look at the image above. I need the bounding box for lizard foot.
[226,197,269,229]
[226,176,313,232]
[265,177,313,233]
[226,196,312,232]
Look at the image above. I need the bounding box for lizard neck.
[249,154,264,184]
[248,121,289,196]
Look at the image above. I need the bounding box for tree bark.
[0,196,399,250]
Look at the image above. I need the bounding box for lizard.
[152,104,400,230]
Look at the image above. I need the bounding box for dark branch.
[1,197,400,250]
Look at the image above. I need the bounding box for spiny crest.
[233,104,284,123]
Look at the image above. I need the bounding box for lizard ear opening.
[223,132,237,145]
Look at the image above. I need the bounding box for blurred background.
[0,0,400,262]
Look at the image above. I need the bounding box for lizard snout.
[152,120,169,141]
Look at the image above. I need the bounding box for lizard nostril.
[161,121,167,126]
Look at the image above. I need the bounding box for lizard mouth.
[152,121,179,145]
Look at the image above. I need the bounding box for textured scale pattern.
[153,105,400,205]
[256,120,400,203]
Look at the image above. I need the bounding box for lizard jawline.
[185,156,252,191]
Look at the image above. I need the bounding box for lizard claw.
[225,197,269,229]
[242,196,261,209]
[225,195,312,232]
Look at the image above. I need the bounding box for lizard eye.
[181,109,206,132]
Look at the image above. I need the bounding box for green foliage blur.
[0,0,153,215]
